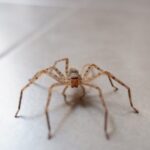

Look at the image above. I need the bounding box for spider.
[15,58,139,139]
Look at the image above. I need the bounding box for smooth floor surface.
[0,0,150,150]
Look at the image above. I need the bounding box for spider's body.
[68,68,81,88]
[15,58,139,140]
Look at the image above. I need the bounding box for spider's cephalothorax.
[15,58,139,140]
[68,68,81,88]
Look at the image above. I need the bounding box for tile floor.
[0,0,150,150]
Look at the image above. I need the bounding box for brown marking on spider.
[15,58,139,140]
[68,68,81,88]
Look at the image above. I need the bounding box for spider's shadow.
[52,90,118,138]
[17,82,135,139]
[17,89,117,138]
[52,88,137,138]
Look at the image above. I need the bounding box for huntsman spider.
[15,58,139,139]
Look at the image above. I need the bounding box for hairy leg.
[15,68,62,117]
[80,85,86,100]
[48,66,65,79]
[52,58,69,76]
[82,64,118,91]
[105,71,139,113]
[15,69,49,117]
[45,83,64,139]
[83,83,110,139]
[62,85,86,105]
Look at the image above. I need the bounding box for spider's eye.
[69,68,79,74]
[72,70,78,73]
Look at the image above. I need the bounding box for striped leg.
[62,86,70,105]
[82,64,118,91]
[83,83,110,139]
[53,58,69,76]
[15,69,49,117]
[29,66,65,81]
[45,83,64,139]
[105,71,139,113]
[80,85,86,100]
[82,64,103,78]
[15,68,62,118]
[29,66,65,82]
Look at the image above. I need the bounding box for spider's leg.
[15,69,49,117]
[15,68,62,118]
[82,64,103,78]
[49,66,65,79]
[82,64,118,91]
[81,64,91,76]
[107,75,118,91]
[45,83,64,139]
[53,58,69,76]
[80,85,86,100]
[83,83,110,139]
[29,67,64,82]
[62,85,71,105]
[105,71,139,113]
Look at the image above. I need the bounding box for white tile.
[0,3,67,58]
[0,1,150,150]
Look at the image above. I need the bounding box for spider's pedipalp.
[62,85,71,105]
[80,85,86,100]
[62,84,86,105]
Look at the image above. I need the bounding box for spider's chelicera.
[15,58,139,140]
